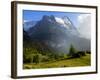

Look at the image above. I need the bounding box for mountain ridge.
[23,15,90,53]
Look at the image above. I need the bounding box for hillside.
[23,54,91,69]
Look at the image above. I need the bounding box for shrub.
[77,51,86,56]
[33,54,42,64]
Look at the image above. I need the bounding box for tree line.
[23,43,90,64]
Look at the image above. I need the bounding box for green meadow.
[23,54,91,69]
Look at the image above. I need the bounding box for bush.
[33,54,42,64]
[41,56,50,62]
[77,51,86,56]
[72,53,80,58]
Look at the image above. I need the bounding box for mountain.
[24,15,90,53]
[23,21,37,31]
[23,29,30,41]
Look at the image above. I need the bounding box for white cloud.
[78,14,90,23]
[23,20,30,23]
[77,14,91,39]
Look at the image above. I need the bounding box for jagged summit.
[24,15,77,31]
[42,15,56,22]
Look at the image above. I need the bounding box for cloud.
[77,14,91,39]
[23,20,30,23]
[78,14,90,23]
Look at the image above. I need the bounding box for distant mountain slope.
[24,21,37,31]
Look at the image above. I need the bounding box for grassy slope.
[23,54,91,69]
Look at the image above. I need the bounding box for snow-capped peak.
[55,16,72,26]
[63,16,72,25]
[55,17,72,29]
[55,17,65,25]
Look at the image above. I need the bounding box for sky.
[23,10,90,27]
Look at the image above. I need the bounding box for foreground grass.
[23,54,91,69]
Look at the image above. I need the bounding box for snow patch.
[55,17,65,25]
